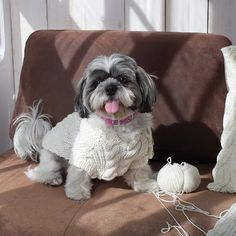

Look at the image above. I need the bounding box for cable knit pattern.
[42,112,154,180]
[70,117,154,180]
[208,45,236,192]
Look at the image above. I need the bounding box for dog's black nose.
[105,85,117,96]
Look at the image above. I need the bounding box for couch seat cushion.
[1,150,236,236]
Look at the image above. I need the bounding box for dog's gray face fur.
[75,53,157,118]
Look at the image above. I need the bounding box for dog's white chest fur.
[42,112,154,181]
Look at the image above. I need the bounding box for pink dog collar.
[102,112,136,126]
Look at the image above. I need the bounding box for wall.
[0,0,14,153]
[0,0,236,154]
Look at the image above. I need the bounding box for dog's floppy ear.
[75,77,90,118]
[136,66,157,113]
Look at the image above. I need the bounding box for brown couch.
[1,30,235,235]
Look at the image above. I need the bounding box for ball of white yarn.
[157,157,201,193]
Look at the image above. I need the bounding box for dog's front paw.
[65,186,91,201]
[133,179,159,193]
[47,174,63,186]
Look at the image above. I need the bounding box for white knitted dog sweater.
[42,112,81,159]
[42,112,154,180]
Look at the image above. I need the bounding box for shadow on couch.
[153,121,221,164]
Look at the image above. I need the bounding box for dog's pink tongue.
[105,101,119,114]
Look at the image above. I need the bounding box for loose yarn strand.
[175,197,221,219]
[161,222,188,236]
[153,191,224,235]
[153,192,189,236]
[219,209,229,218]
[182,210,207,235]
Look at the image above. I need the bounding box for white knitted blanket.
[42,112,154,180]
[207,203,236,235]
[208,45,236,193]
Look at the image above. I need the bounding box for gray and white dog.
[13,53,159,200]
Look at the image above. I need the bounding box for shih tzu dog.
[13,53,159,200]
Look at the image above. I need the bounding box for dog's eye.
[93,77,105,87]
[91,80,101,88]
[117,76,128,84]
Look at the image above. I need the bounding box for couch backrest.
[10,30,231,163]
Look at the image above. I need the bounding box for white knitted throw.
[42,112,154,180]
[208,45,236,192]
[207,203,236,235]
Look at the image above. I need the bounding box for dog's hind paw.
[25,166,63,186]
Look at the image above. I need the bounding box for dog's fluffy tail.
[13,100,52,162]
